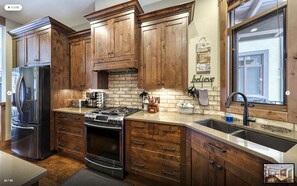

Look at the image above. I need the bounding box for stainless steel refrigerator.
[11,66,51,159]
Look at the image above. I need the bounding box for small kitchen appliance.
[85,91,106,108]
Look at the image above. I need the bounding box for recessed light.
[250,28,258,32]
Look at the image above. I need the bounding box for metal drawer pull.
[134,163,145,168]
[163,130,176,133]
[134,126,144,129]
[163,146,176,152]
[207,143,226,153]
[162,170,176,176]
[217,164,222,170]
[74,146,81,151]
[59,142,66,146]
[133,141,145,146]
[73,117,81,120]
[58,127,66,130]
[208,160,214,164]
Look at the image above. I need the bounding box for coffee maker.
[86,91,106,109]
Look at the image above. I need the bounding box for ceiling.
[0,0,189,29]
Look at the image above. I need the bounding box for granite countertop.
[0,151,47,186]
[52,107,96,114]
[126,111,297,176]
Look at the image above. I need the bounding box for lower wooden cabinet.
[190,129,270,186]
[55,112,85,161]
[125,120,186,185]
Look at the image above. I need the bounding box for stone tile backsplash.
[89,72,221,114]
[84,72,296,131]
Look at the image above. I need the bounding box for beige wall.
[5,19,21,140]
[188,0,220,87]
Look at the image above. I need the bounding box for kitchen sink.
[195,119,240,133]
[195,119,296,152]
[232,130,296,152]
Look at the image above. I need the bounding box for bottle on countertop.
[225,108,234,122]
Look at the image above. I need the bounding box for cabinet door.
[37,29,51,64]
[162,18,187,88]
[25,33,38,66]
[13,37,25,67]
[141,24,162,88]
[70,40,86,89]
[85,39,98,88]
[112,14,134,59]
[192,147,210,186]
[92,21,111,61]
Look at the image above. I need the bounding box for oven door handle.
[85,157,123,171]
[85,122,122,130]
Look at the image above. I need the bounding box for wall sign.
[190,75,215,87]
[196,37,211,74]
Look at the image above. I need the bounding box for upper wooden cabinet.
[68,29,108,90]
[25,28,51,66]
[84,0,143,71]
[9,17,74,68]
[138,1,195,90]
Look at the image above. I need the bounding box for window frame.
[231,8,287,107]
[219,0,297,122]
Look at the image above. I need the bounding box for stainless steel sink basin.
[195,119,296,152]
[232,130,296,152]
[195,119,240,134]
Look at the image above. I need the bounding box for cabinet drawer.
[127,120,152,138]
[131,136,181,159]
[56,112,70,120]
[130,152,180,183]
[57,133,84,153]
[71,114,84,123]
[57,124,83,136]
[153,124,183,144]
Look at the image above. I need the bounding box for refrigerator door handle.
[15,74,24,115]
[11,124,34,130]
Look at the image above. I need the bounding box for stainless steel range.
[84,107,139,179]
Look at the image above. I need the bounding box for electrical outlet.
[155,97,160,103]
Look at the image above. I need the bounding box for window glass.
[230,0,285,26]
[232,10,285,105]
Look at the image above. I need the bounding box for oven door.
[85,122,123,168]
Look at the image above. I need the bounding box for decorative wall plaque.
[196,37,211,74]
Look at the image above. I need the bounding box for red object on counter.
[147,96,159,113]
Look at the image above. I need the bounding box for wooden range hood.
[84,0,143,72]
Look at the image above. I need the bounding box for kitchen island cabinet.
[0,150,47,186]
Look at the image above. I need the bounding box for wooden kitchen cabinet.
[126,120,186,185]
[68,29,108,89]
[55,112,85,161]
[25,28,51,66]
[13,37,25,67]
[190,129,269,186]
[138,2,194,90]
[85,0,143,71]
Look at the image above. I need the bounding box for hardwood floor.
[0,145,152,186]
